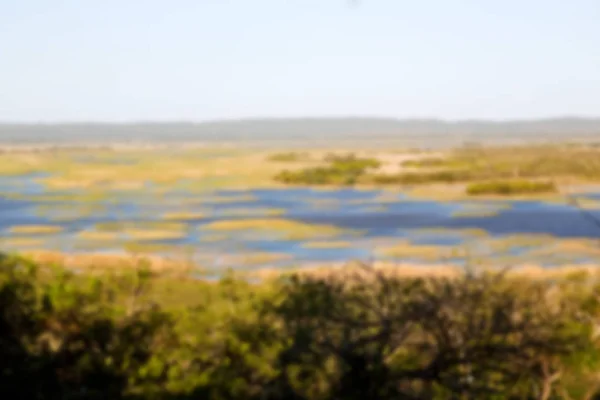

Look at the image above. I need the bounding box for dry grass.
[8,225,63,235]
[200,218,344,240]
[301,240,353,249]
[162,211,207,221]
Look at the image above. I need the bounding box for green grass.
[267,152,310,162]
[466,180,557,196]
[274,153,381,185]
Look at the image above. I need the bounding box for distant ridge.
[1,117,600,146]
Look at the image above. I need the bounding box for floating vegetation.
[450,203,509,218]
[8,225,63,235]
[466,180,557,196]
[414,227,490,238]
[124,229,187,241]
[200,218,344,240]
[217,207,286,218]
[77,230,122,241]
[199,233,229,243]
[302,241,353,249]
[201,194,257,203]
[95,221,186,232]
[162,211,207,221]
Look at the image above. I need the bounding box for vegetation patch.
[8,224,63,235]
[123,229,187,241]
[95,221,186,232]
[77,230,122,241]
[162,211,206,221]
[466,180,557,196]
[200,218,344,240]
[275,153,381,185]
[301,240,353,249]
[217,207,286,217]
[267,152,310,162]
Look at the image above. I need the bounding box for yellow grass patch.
[0,237,46,248]
[162,211,206,221]
[8,225,63,235]
[124,229,187,241]
[302,240,353,249]
[200,218,343,240]
[77,230,121,241]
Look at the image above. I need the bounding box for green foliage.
[401,157,454,168]
[275,153,381,185]
[466,180,557,195]
[369,169,474,185]
[267,152,309,162]
[2,255,600,399]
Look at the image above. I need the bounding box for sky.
[0,0,599,122]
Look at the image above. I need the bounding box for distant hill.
[1,117,600,147]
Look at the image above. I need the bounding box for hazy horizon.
[3,115,600,126]
[2,0,599,123]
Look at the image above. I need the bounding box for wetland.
[2,142,600,277]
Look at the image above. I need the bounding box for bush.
[274,154,381,185]
[2,255,600,399]
[267,152,309,162]
[466,180,557,195]
[367,169,474,185]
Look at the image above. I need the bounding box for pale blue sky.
[1,0,599,122]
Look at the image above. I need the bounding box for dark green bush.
[368,169,474,185]
[466,180,557,195]
[274,154,381,185]
[267,152,309,162]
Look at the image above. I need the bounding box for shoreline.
[14,250,600,281]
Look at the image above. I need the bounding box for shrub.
[267,152,309,162]
[367,169,474,185]
[274,154,381,185]
[466,180,557,195]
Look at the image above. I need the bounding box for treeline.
[2,254,600,399]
